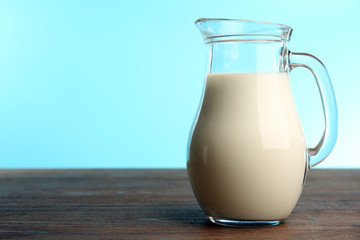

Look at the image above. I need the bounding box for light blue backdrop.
[0,0,359,168]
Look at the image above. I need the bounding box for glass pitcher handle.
[288,51,338,168]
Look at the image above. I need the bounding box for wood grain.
[0,169,359,239]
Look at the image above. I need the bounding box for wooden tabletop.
[0,169,359,239]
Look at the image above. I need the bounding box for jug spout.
[195,18,292,44]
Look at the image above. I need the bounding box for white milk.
[187,73,307,220]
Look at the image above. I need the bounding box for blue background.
[0,0,359,168]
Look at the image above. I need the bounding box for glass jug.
[187,18,338,227]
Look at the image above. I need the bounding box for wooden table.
[0,169,359,239]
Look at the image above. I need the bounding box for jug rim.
[195,18,293,43]
[195,18,291,30]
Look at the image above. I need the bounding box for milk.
[187,73,307,220]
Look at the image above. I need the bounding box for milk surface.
[187,73,307,220]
